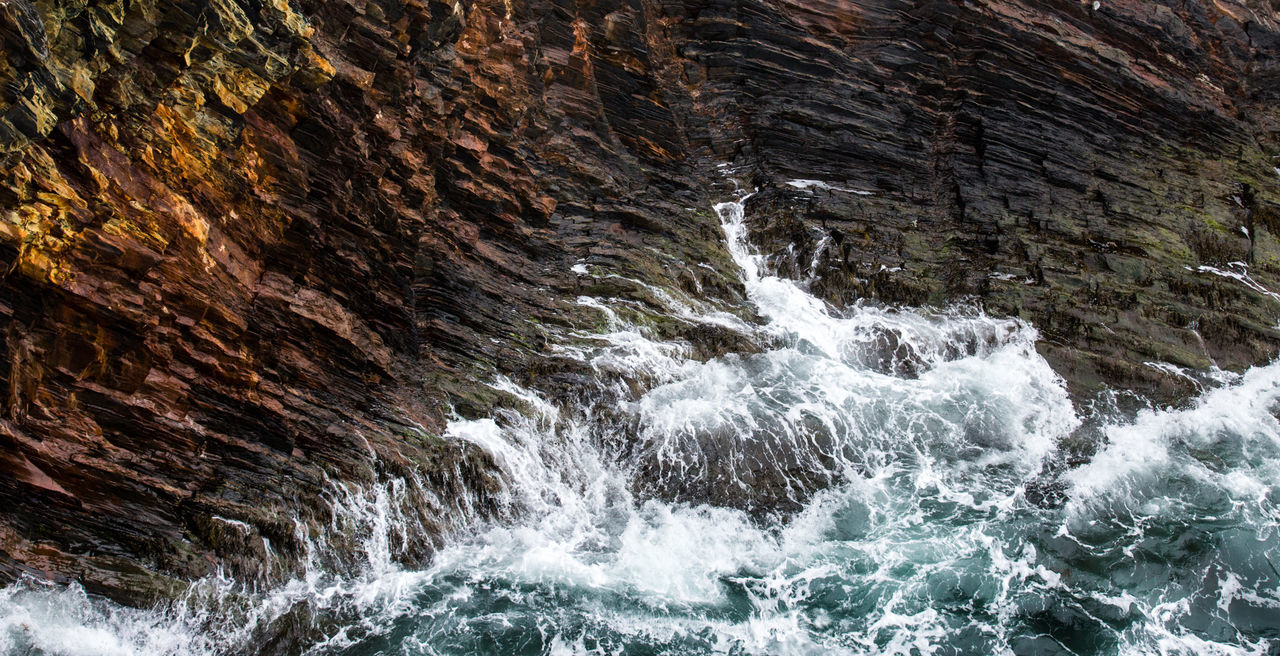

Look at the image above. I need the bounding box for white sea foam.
[0,472,481,656]
[392,195,1091,655]
[1065,360,1280,505]
[785,179,875,196]
[0,582,210,656]
[1187,261,1280,303]
[6,193,1279,655]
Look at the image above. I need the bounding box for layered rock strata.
[685,0,1280,400]
[0,0,744,602]
[0,0,1276,604]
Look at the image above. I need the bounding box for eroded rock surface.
[0,0,1277,603]
[685,0,1280,400]
[0,0,742,602]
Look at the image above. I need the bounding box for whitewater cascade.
[3,194,1280,655]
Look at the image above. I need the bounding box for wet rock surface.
[0,0,1276,604]
[686,0,1280,401]
[0,0,741,602]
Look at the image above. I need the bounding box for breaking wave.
[4,195,1278,655]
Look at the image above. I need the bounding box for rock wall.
[0,0,1277,604]
[0,0,742,602]
[679,0,1280,400]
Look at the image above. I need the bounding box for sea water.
[2,195,1278,656]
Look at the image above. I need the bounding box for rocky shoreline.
[0,0,1277,606]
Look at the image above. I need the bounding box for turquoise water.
[2,197,1279,656]
[335,346,1280,655]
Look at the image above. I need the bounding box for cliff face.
[682,0,1280,400]
[0,0,742,603]
[0,0,1277,604]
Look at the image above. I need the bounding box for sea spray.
[3,195,1279,655]
[0,474,484,656]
